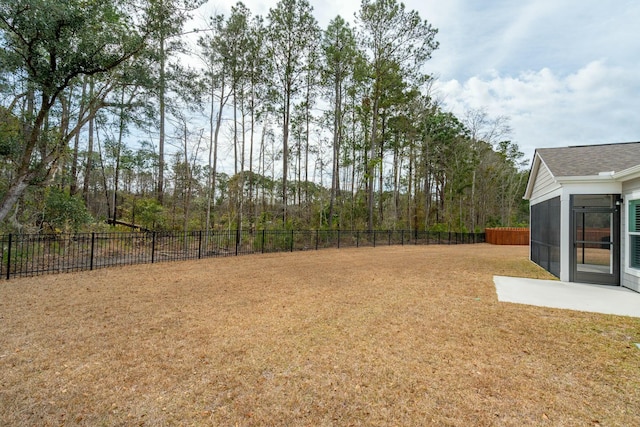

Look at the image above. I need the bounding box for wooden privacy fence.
[577,228,610,244]
[485,227,530,245]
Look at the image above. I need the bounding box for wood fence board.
[485,228,530,245]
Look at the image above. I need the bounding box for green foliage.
[0,0,145,96]
[136,198,165,230]
[0,0,531,234]
[428,223,449,233]
[42,187,92,232]
[0,0,164,226]
[0,107,20,157]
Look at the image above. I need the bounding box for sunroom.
[524,142,640,292]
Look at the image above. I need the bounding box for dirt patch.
[1,244,639,426]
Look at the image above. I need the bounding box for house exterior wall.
[526,144,640,291]
[560,182,622,282]
[622,177,640,292]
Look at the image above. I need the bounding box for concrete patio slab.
[493,276,640,317]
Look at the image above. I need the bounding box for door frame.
[569,194,621,285]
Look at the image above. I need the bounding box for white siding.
[530,162,560,202]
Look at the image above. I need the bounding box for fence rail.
[0,229,485,280]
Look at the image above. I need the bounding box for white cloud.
[434,60,640,161]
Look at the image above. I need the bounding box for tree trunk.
[70,79,88,195]
[367,97,378,231]
[96,125,112,223]
[112,91,126,224]
[328,76,341,229]
[206,72,228,235]
[0,91,54,224]
[82,80,96,204]
[282,86,290,226]
[304,75,311,210]
[248,81,256,230]
[393,134,400,225]
[157,35,166,205]
[238,92,246,236]
[182,122,191,234]
[378,114,386,224]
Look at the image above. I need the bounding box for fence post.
[373,231,376,247]
[388,230,391,246]
[236,229,240,256]
[356,230,359,248]
[6,233,12,280]
[151,231,156,264]
[315,230,319,250]
[401,230,404,245]
[90,233,95,270]
[337,230,341,249]
[290,230,294,252]
[262,229,265,254]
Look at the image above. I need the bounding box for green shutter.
[630,201,640,232]
[631,201,640,268]
[632,235,640,268]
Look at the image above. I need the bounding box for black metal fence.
[0,229,485,280]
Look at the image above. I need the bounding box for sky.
[197,0,640,164]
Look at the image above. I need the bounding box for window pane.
[576,242,611,274]
[573,195,612,208]
[575,211,612,243]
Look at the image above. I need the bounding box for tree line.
[0,0,529,234]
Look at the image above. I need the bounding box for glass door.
[571,195,620,285]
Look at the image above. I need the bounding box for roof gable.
[524,152,558,200]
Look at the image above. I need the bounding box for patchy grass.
[1,244,639,426]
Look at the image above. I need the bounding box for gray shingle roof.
[536,142,640,177]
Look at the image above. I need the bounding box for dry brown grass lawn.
[1,244,639,426]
